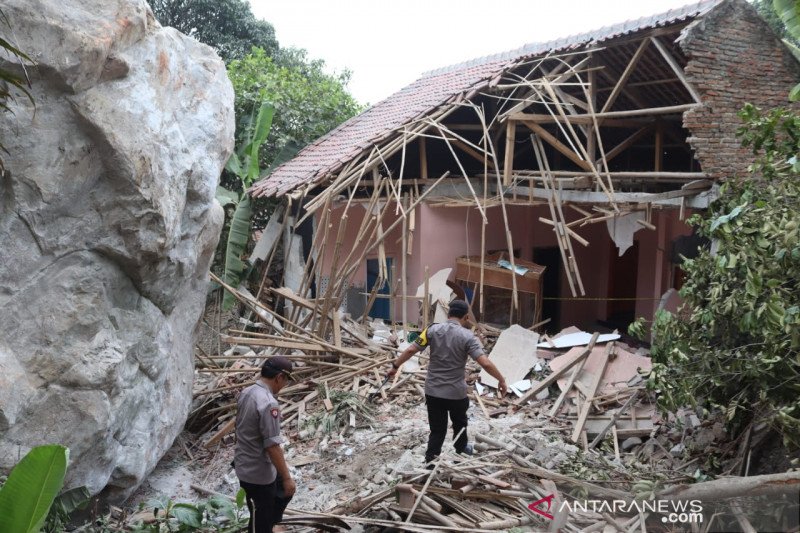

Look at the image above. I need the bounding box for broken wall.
[682,0,800,180]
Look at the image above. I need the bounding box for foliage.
[44,486,91,532]
[129,491,247,532]
[640,104,800,447]
[772,0,800,99]
[303,388,374,434]
[217,102,273,309]
[226,47,362,174]
[0,7,34,171]
[0,445,69,533]
[754,0,796,43]
[148,0,278,62]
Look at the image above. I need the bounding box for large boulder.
[0,0,234,500]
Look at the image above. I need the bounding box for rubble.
[119,279,798,532]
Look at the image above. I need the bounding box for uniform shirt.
[234,380,284,485]
[415,318,484,400]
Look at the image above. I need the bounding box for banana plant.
[216,101,301,310]
[216,101,274,310]
[0,444,68,533]
[774,0,800,99]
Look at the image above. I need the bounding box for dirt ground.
[125,398,515,513]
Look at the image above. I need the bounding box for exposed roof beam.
[522,120,592,171]
[509,103,699,121]
[602,37,651,113]
[650,36,703,104]
[598,124,654,165]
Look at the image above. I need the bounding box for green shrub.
[640,104,800,447]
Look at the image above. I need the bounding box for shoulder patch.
[417,328,429,347]
[270,408,280,419]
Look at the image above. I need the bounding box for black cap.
[261,356,294,379]
[448,299,469,317]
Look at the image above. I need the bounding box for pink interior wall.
[315,200,695,329]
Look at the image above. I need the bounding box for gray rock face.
[0,0,233,500]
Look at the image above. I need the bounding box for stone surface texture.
[0,0,233,500]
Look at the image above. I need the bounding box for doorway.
[533,247,561,332]
[606,242,639,329]
[366,257,394,321]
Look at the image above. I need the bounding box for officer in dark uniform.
[388,300,508,464]
[235,356,296,533]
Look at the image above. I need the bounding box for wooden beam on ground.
[571,343,614,443]
[516,333,599,405]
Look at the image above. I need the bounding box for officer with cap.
[234,356,296,533]
[388,299,508,465]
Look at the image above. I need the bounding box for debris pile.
[145,276,798,532]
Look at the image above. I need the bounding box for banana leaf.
[222,194,253,309]
[774,0,800,100]
[0,445,69,533]
[245,102,274,183]
[51,486,91,515]
[215,186,240,208]
[775,0,800,39]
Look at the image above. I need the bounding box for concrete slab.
[480,324,539,389]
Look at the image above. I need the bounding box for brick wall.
[680,0,800,180]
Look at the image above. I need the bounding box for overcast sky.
[249,0,711,105]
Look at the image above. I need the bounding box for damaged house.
[249,0,800,334]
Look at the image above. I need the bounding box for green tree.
[217,101,274,309]
[226,47,363,173]
[639,104,800,447]
[771,0,800,99]
[1,8,33,172]
[753,0,795,43]
[148,0,279,62]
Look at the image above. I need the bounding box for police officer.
[388,299,508,465]
[234,356,296,533]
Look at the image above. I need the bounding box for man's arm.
[265,444,296,497]
[475,354,508,397]
[387,343,421,377]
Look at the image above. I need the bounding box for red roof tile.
[251,0,722,198]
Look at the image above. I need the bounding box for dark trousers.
[425,394,469,463]
[239,475,292,533]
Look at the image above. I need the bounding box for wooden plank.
[504,183,714,205]
[571,343,614,443]
[509,103,699,122]
[548,356,587,417]
[332,311,342,348]
[597,124,653,166]
[602,37,651,113]
[523,121,592,171]
[651,36,703,104]
[419,136,428,180]
[516,333,599,404]
[204,418,235,449]
[503,120,516,185]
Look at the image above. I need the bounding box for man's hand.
[497,379,508,398]
[387,364,398,378]
[283,477,297,497]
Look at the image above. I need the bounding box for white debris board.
[536,331,620,348]
[480,325,539,388]
[415,267,454,324]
